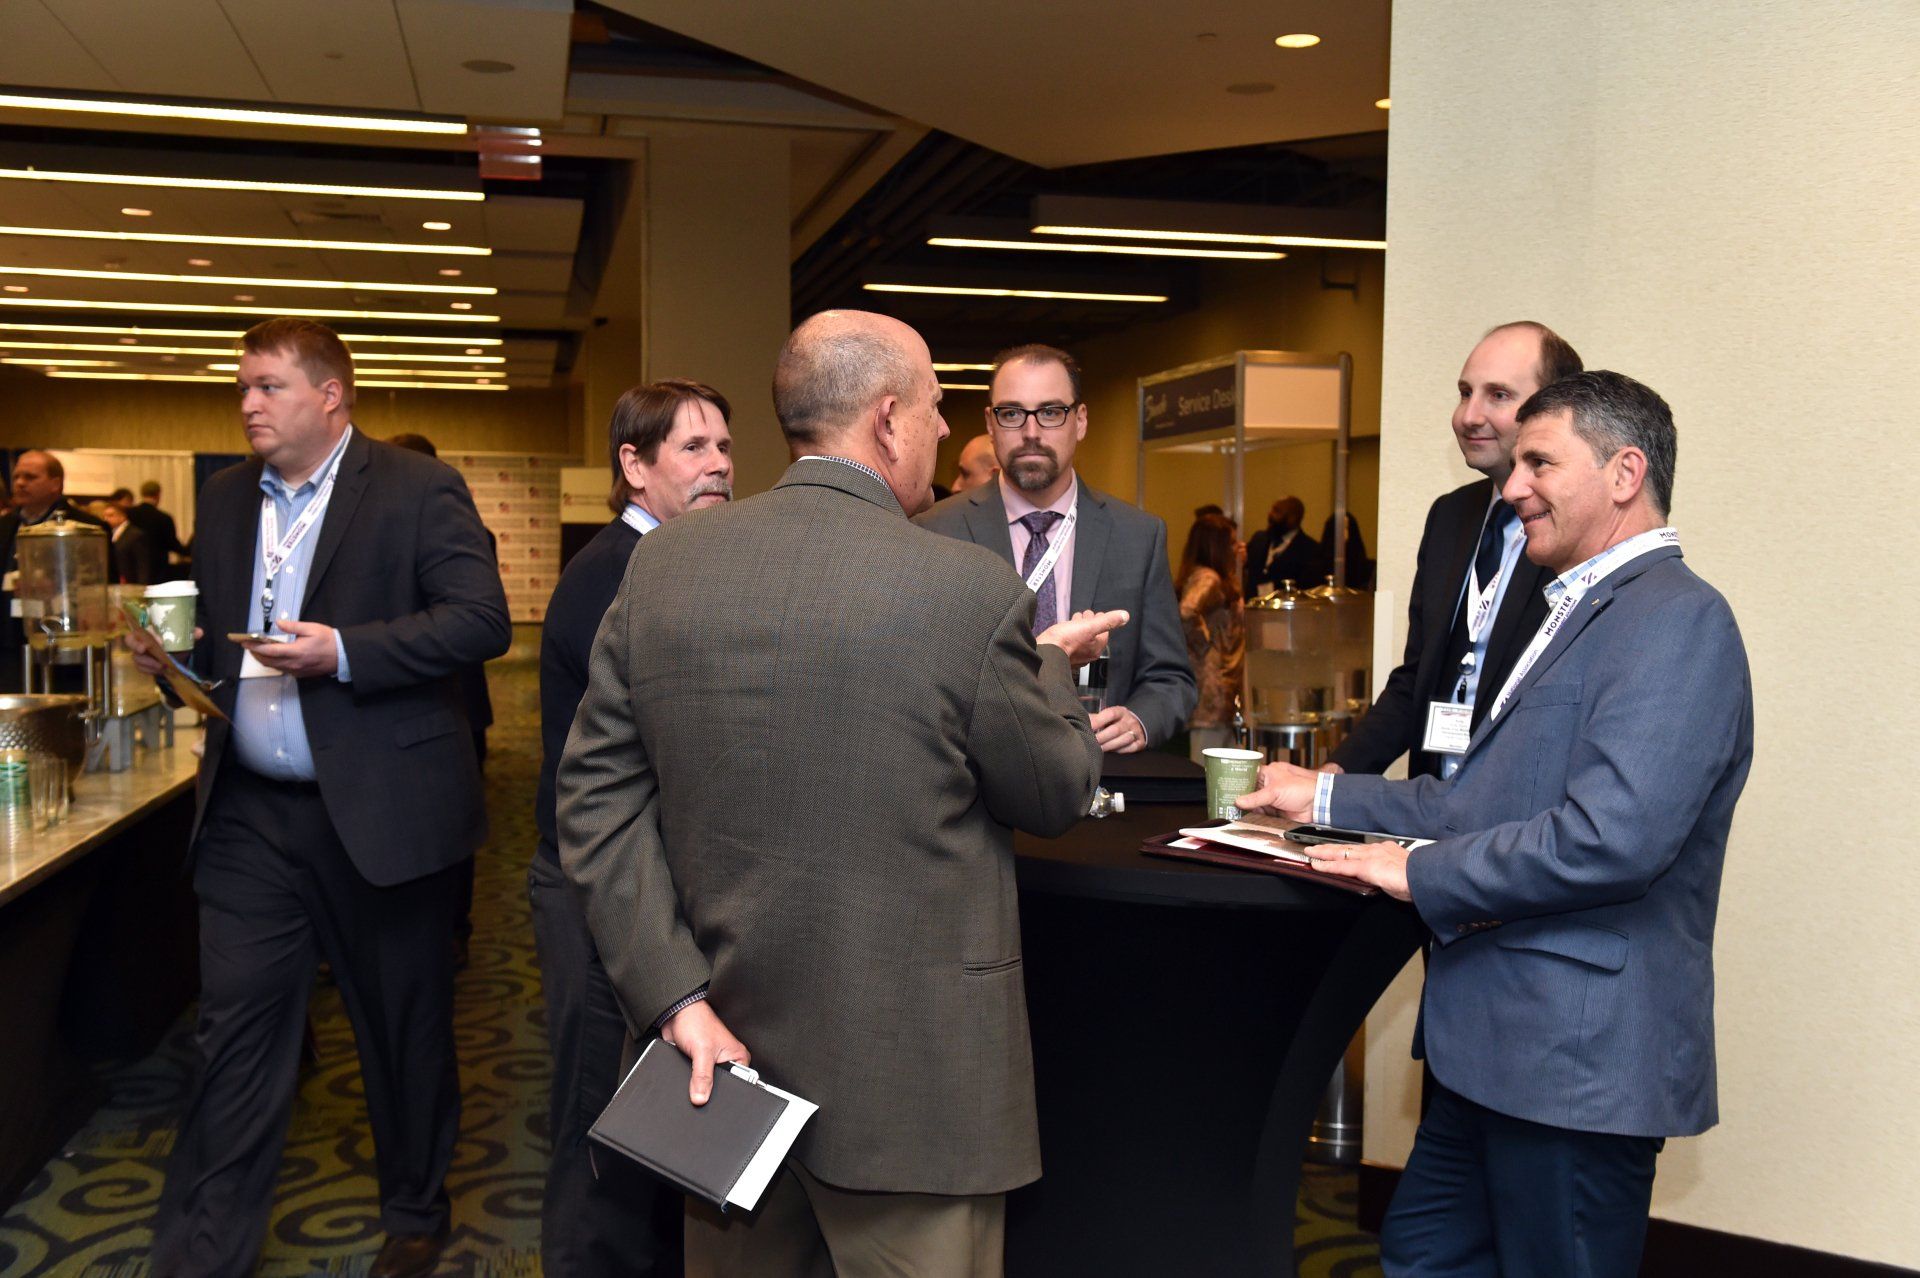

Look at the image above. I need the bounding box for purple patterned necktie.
[1019,510,1065,634]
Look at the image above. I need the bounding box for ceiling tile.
[44,0,273,100]
[219,0,421,111]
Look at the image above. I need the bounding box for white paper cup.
[143,581,199,652]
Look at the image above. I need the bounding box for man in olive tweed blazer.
[559,310,1124,1277]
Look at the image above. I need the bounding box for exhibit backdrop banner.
[445,452,571,623]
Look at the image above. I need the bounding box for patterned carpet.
[0,627,1381,1276]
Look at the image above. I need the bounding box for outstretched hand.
[1037,608,1129,667]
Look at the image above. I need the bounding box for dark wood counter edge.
[0,754,199,909]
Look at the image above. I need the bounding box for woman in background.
[1178,512,1246,762]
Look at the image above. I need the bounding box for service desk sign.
[1142,362,1236,440]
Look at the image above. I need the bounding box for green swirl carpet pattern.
[0,630,1381,1276]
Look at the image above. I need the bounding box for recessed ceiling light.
[438,268,462,277]
[449,302,473,310]
[464,347,482,354]
[0,357,122,366]
[121,207,151,217]
[1275,33,1321,48]
[1032,224,1386,251]
[0,224,491,256]
[117,336,137,344]
[160,355,175,363]
[422,221,453,232]
[187,257,211,266]
[1226,82,1276,96]
[1376,97,1391,109]
[461,59,515,74]
[938,382,989,391]
[0,90,466,136]
[863,283,1167,303]
[0,321,501,344]
[0,297,499,322]
[2,285,26,293]
[232,294,254,302]
[928,235,1283,262]
[0,167,483,203]
[933,363,994,372]
[0,264,495,297]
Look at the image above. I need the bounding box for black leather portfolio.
[588,1038,815,1212]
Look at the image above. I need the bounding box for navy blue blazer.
[1328,545,1753,1138]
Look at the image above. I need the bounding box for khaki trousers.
[685,1163,1006,1278]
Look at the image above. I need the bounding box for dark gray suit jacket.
[914,477,1197,746]
[558,458,1102,1195]
[1327,545,1752,1138]
[187,431,511,885]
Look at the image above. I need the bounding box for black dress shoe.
[369,1226,450,1278]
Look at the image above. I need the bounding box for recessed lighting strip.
[864,283,1167,303]
[933,363,995,372]
[0,322,503,345]
[937,382,989,391]
[0,298,498,323]
[1032,224,1386,251]
[0,224,491,256]
[0,167,484,203]
[208,362,502,379]
[1,357,123,366]
[0,92,468,136]
[0,265,496,296]
[47,370,509,391]
[0,341,504,363]
[928,236,1284,262]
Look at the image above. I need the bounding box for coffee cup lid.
[144,581,199,598]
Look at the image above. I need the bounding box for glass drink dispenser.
[15,516,111,665]
[1244,581,1338,728]
[1306,577,1375,738]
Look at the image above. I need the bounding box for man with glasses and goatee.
[917,344,1195,753]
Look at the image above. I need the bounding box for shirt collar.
[261,424,354,499]
[1544,525,1678,603]
[1001,472,1077,523]
[621,502,660,535]
[795,454,888,488]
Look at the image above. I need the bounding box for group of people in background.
[91,304,1748,1278]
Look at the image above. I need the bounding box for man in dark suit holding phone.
[129,318,509,1278]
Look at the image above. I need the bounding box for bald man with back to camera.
[559,310,1125,1277]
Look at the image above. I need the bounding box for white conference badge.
[1422,700,1474,755]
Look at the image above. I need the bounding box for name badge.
[238,651,277,680]
[1422,701,1473,756]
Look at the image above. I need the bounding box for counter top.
[0,736,201,907]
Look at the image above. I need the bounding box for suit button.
[1456,924,1469,935]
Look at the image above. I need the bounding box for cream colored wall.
[0,368,576,456]
[1367,0,1920,1264]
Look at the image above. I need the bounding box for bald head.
[774,310,930,448]
[952,433,999,493]
[10,449,64,518]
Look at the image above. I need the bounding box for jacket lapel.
[1460,545,1681,759]
[962,483,1017,569]
[300,430,370,611]
[1417,481,1493,692]
[1068,481,1110,614]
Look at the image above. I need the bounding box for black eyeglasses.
[989,401,1080,431]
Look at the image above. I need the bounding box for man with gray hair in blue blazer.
[1238,370,1753,1278]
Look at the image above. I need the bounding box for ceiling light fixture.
[0,297,499,322]
[437,269,462,277]
[1376,97,1391,109]
[47,370,508,391]
[937,382,989,391]
[0,224,491,256]
[0,167,484,203]
[449,302,473,310]
[933,363,995,372]
[1274,33,1321,48]
[1032,224,1386,251]
[863,283,1167,303]
[120,207,151,217]
[0,264,496,296]
[0,91,468,136]
[209,361,505,379]
[1,285,26,293]
[422,221,453,231]
[0,321,501,345]
[1,357,122,366]
[0,340,503,362]
[928,235,1284,262]
[187,257,212,266]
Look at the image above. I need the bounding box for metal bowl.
[0,694,89,787]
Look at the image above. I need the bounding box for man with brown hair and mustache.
[917,344,1195,752]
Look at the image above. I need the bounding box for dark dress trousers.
[560,460,1103,1197]
[0,499,108,693]
[151,432,510,1276]
[1330,479,1551,779]
[914,477,1197,747]
[531,515,682,1277]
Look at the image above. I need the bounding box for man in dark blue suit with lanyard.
[531,378,734,1278]
[1239,371,1754,1278]
[130,318,510,1278]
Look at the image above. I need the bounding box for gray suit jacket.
[558,458,1103,1194]
[1327,546,1752,1138]
[914,478,1197,745]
